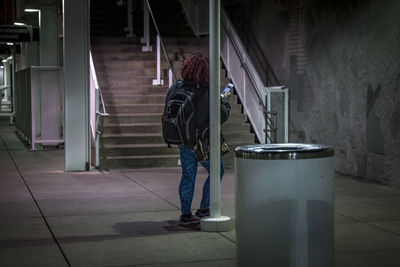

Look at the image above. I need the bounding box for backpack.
[162,80,197,148]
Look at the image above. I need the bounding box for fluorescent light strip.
[25,8,40,12]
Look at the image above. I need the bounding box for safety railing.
[179,3,288,142]
[179,0,209,37]
[0,85,11,113]
[14,66,64,150]
[89,50,108,168]
[144,0,177,87]
[220,8,289,143]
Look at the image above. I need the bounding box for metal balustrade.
[144,0,177,87]
[14,66,64,150]
[220,9,289,143]
[179,1,289,143]
[89,50,108,168]
[0,85,11,113]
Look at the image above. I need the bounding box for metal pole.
[201,0,231,232]
[152,35,163,85]
[209,0,221,219]
[168,69,173,88]
[284,88,289,143]
[95,89,99,167]
[141,0,151,52]
[127,0,133,37]
[267,90,271,144]
[31,69,36,150]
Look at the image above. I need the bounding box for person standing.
[174,53,231,226]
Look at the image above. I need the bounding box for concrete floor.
[1,116,400,267]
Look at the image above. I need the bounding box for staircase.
[91,0,255,169]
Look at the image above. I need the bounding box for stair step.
[92,44,147,51]
[102,86,168,95]
[101,143,178,157]
[101,133,165,145]
[99,78,157,88]
[91,36,141,44]
[103,95,165,104]
[103,122,161,134]
[103,113,163,124]
[101,154,180,169]
[95,51,156,60]
[106,104,164,114]
[222,122,250,131]
[95,68,158,77]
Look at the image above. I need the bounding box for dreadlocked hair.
[180,52,210,86]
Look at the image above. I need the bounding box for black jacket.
[183,80,231,134]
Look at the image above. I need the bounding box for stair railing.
[89,50,108,168]
[145,0,177,87]
[220,8,288,143]
[179,2,289,143]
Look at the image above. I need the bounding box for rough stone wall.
[225,0,400,185]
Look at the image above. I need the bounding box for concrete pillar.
[40,5,58,66]
[63,0,90,171]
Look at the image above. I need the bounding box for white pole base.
[152,79,164,86]
[142,45,152,52]
[200,216,232,232]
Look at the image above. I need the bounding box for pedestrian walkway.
[1,115,400,266]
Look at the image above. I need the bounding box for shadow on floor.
[0,220,200,249]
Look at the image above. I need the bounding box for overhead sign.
[0,25,33,42]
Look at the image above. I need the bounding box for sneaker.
[195,208,210,218]
[179,213,200,226]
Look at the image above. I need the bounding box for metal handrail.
[221,9,265,107]
[89,51,108,116]
[145,0,177,81]
[221,8,289,143]
[90,50,108,168]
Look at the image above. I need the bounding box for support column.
[40,5,58,66]
[63,0,90,171]
[40,5,61,145]
[201,0,231,232]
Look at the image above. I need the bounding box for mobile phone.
[221,83,234,98]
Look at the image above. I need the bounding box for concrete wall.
[225,0,400,185]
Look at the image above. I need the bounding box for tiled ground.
[1,116,400,266]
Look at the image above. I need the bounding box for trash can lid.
[235,143,334,160]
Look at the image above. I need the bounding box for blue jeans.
[178,146,224,215]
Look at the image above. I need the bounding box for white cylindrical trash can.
[235,143,335,267]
